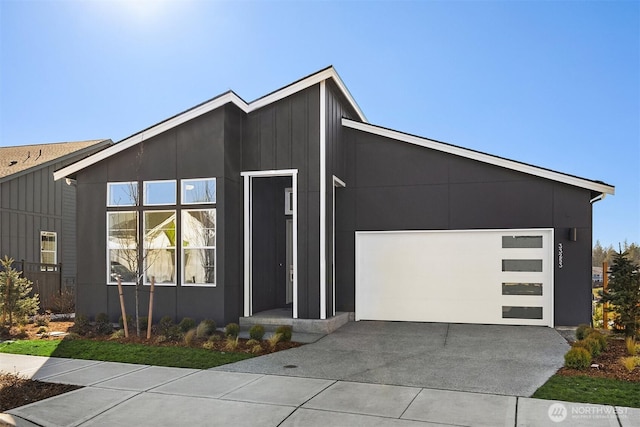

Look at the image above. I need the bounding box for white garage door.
[355,229,553,327]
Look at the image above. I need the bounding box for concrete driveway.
[214,321,570,396]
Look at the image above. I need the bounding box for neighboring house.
[54,67,614,328]
[1,140,112,299]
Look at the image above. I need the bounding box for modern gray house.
[54,67,614,328]
[1,140,112,298]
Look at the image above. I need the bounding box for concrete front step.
[239,311,351,335]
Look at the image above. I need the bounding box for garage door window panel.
[502,259,543,272]
[502,306,543,320]
[502,236,543,248]
[502,283,543,296]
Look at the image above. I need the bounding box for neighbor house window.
[144,180,176,206]
[40,232,57,269]
[144,210,176,285]
[182,209,216,285]
[108,182,138,206]
[107,212,138,284]
[182,178,216,204]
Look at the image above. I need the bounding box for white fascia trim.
[319,81,327,320]
[54,92,247,181]
[241,169,298,177]
[342,118,615,196]
[54,68,365,181]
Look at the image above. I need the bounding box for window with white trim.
[107,212,138,284]
[182,209,216,285]
[108,182,138,206]
[182,178,216,204]
[144,210,176,285]
[40,231,57,265]
[144,180,176,206]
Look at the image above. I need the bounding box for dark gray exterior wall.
[76,107,234,325]
[323,81,359,318]
[335,128,594,326]
[242,85,321,319]
[0,150,105,289]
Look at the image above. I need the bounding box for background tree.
[601,248,640,337]
[0,256,40,326]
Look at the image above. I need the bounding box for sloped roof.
[342,118,615,196]
[1,140,111,181]
[54,66,364,181]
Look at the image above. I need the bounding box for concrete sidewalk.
[1,354,638,427]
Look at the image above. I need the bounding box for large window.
[107,212,138,283]
[144,211,176,285]
[182,209,216,286]
[144,180,176,206]
[107,178,216,286]
[108,182,138,206]
[182,178,216,204]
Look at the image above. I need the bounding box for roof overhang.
[342,118,615,197]
[54,66,365,181]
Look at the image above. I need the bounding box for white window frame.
[106,211,138,285]
[143,210,177,286]
[143,180,177,206]
[181,178,217,205]
[181,209,216,287]
[40,231,57,269]
[107,181,138,207]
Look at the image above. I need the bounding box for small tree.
[601,248,640,337]
[0,256,40,326]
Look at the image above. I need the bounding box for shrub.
[208,334,220,342]
[225,323,240,337]
[110,329,126,340]
[34,314,49,327]
[157,316,174,336]
[249,324,265,341]
[154,335,167,344]
[203,341,216,350]
[600,249,640,337]
[574,338,601,357]
[196,319,217,338]
[251,344,263,354]
[51,288,75,314]
[95,313,113,335]
[64,332,80,341]
[0,256,40,326]
[157,316,181,340]
[275,325,292,342]
[72,314,90,335]
[586,330,607,352]
[246,339,260,347]
[224,336,239,351]
[267,333,282,350]
[179,317,196,333]
[564,347,592,369]
[37,326,47,334]
[621,357,637,372]
[626,337,637,356]
[184,328,197,346]
[576,324,593,341]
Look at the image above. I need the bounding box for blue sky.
[1,0,638,248]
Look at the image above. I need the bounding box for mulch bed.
[0,373,81,412]
[558,338,640,382]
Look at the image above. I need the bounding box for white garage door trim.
[355,228,554,327]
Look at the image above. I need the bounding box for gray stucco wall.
[334,127,594,326]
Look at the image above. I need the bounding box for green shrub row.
[565,329,608,370]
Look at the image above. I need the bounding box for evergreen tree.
[601,249,640,337]
[0,256,40,326]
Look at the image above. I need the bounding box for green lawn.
[0,339,252,369]
[533,374,640,408]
